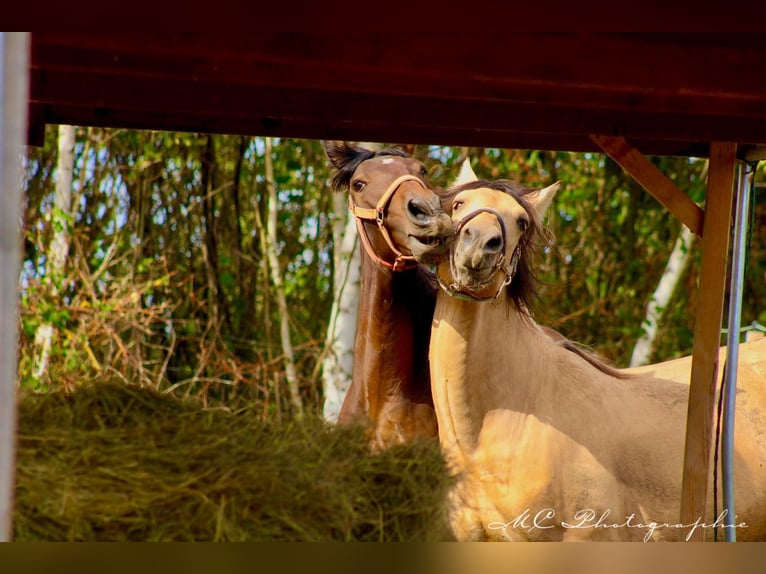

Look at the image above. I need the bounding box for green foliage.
[20,129,766,408]
[21,129,337,413]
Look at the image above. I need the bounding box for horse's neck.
[350,251,434,418]
[430,292,571,457]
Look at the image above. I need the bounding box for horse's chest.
[463,410,621,538]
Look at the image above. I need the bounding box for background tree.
[19,131,766,415]
[31,124,76,381]
[319,189,360,422]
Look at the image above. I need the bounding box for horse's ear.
[321,140,345,167]
[529,181,560,219]
[322,140,365,169]
[453,159,478,186]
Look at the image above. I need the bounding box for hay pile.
[14,380,453,541]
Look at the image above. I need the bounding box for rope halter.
[439,207,520,301]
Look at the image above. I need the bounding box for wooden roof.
[28,33,766,158]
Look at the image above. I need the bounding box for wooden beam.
[30,66,766,150]
[32,103,713,157]
[26,103,46,147]
[25,33,766,154]
[30,33,766,119]
[679,141,737,541]
[590,134,705,236]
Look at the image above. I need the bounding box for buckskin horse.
[322,141,453,450]
[428,176,766,541]
[455,159,766,395]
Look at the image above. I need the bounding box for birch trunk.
[32,124,76,379]
[629,224,696,367]
[321,192,360,422]
[319,141,382,422]
[263,137,303,415]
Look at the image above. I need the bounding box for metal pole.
[721,161,753,542]
[0,32,29,542]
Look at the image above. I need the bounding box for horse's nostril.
[485,236,503,252]
[407,199,431,221]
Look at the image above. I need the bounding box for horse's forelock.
[328,145,411,192]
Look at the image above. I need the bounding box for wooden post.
[589,134,738,539]
[0,32,29,542]
[679,142,737,541]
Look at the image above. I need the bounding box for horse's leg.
[444,480,491,541]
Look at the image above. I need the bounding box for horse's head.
[438,177,559,307]
[323,141,453,269]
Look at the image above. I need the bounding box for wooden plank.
[28,38,766,121]
[30,69,766,154]
[590,135,705,236]
[679,141,737,541]
[33,103,713,158]
[30,33,766,113]
[26,103,46,147]
[0,32,29,542]
[26,34,766,157]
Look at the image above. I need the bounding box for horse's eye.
[452,200,464,211]
[352,180,366,193]
[517,218,529,232]
[419,166,428,178]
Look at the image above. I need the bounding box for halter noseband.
[439,207,520,301]
[348,174,426,272]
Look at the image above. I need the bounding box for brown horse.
[428,178,766,541]
[322,141,453,450]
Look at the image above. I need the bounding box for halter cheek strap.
[348,174,426,272]
[440,207,521,301]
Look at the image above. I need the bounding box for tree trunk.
[262,137,303,415]
[320,192,361,422]
[629,223,696,367]
[319,141,383,422]
[201,134,227,328]
[32,124,76,379]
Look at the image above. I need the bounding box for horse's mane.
[542,326,635,380]
[414,263,439,294]
[443,179,550,315]
[323,141,411,192]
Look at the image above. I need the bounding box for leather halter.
[439,207,520,301]
[348,174,426,272]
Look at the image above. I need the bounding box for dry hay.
[14,379,453,541]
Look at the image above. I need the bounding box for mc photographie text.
[487,508,748,541]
